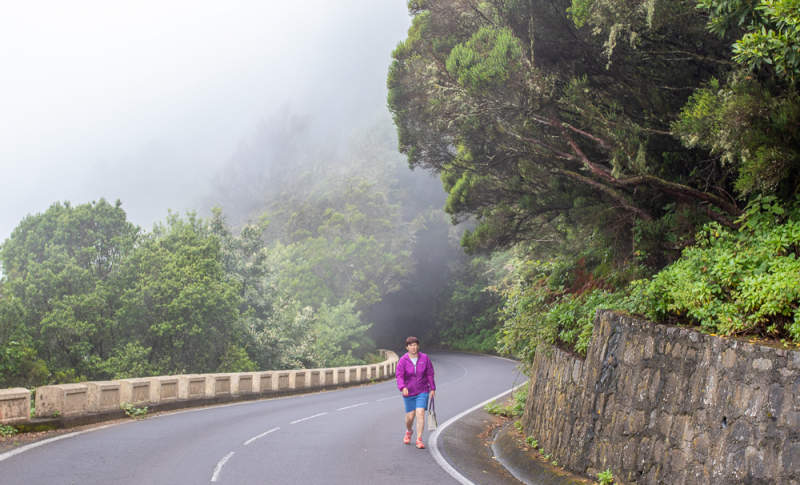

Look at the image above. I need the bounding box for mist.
[0,1,412,240]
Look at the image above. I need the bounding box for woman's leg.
[405,410,415,432]
[415,407,425,439]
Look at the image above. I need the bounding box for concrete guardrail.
[0,349,398,425]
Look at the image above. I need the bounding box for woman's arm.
[396,359,407,392]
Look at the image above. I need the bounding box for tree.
[111,212,243,376]
[388,0,748,259]
[0,199,139,380]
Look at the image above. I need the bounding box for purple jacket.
[396,352,436,397]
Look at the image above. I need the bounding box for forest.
[2,0,800,387]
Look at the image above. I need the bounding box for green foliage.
[567,0,593,28]
[497,256,632,360]
[428,254,506,353]
[267,179,419,318]
[597,468,615,484]
[734,0,800,80]
[673,73,800,197]
[389,0,745,261]
[700,0,800,81]
[514,420,524,432]
[0,200,322,383]
[525,436,538,448]
[312,300,374,367]
[446,27,525,94]
[120,403,148,420]
[0,199,139,383]
[112,212,243,376]
[0,289,49,388]
[626,197,800,340]
[0,425,18,437]
[483,383,528,417]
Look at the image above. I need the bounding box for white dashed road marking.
[243,427,280,446]
[290,412,327,424]
[337,402,368,411]
[211,451,235,482]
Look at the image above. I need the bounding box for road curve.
[0,351,523,484]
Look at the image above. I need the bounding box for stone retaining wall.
[0,350,398,425]
[523,310,800,485]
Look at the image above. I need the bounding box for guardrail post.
[117,378,151,406]
[148,376,179,404]
[35,384,89,418]
[86,381,121,413]
[0,388,31,424]
[178,375,206,400]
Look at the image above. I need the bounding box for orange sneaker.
[404,430,413,444]
[416,437,425,449]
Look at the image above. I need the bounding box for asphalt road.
[0,351,523,484]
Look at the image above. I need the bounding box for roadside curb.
[492,423,591,485]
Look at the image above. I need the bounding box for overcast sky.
[0,1,412,240]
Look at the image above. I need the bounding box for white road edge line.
[376,396,400,401]
[428,382,527,485]
[0,421,129,463]
[243,427,280,446]
[211,451,235,482]
[337,402,368,411]
[290,412,327,424]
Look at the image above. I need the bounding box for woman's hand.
[403,388,409,396]
[430,390,435,398]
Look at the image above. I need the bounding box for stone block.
[86,381,120,413]
[118,378,151,405]
[230,373,253,395]
[787,411,800,430]
[203,374,231,397]
[178,375,206,399]
[337,368,346,384]
[325,370,334,385]
[722,349,737,368]
[255,372,274,392]
[148,376,179,403]
[294,371,306,389]
[310,370,321,387]
[703,368,718,407]
[792,351,800,370]
[349,368,357,382]
[0,388,31,424]
[753,358,773,371]
[730,419,753,444]
[783,440,800,476]
[745,388,766,418]
[278,372,290,390]
[35,384,88,418]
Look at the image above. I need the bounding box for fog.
[0,1,412,240]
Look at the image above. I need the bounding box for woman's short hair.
[405,336,419,346]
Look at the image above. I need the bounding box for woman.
[396,336,436,449]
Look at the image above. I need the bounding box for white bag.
[427,396,437,431]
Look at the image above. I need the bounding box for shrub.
[484,383,528,417]
[627,196,800,340]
